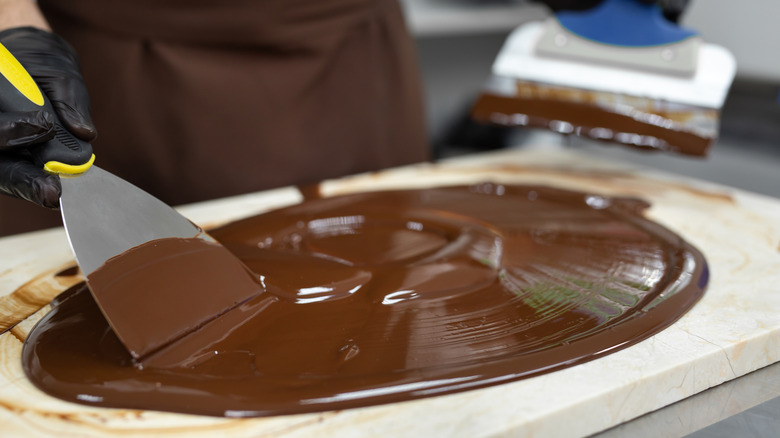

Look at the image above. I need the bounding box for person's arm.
[0,0,50,30]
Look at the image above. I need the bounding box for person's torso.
[39,0,381,49]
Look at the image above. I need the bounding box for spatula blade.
[59,166,203,277]
[59,166,263,362]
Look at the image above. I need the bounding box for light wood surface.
[1,148,779,437]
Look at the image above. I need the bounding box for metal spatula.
[1,42,260,361]
[59,166,205,277]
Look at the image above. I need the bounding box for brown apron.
[0,0,427,236]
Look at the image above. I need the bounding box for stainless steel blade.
[59,166,203,276]
[58,166,261,362]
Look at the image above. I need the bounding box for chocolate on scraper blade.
[85,237,266,362]
[470,81,718,157]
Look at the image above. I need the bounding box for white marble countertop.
[1,148,779,437]
[400,0,547,37]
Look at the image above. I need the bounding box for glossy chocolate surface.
[471,93,713,156]
[23,184,708,417]
[87,238,265,360]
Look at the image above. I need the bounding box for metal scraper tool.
[1,42,261,361]
[470,0,737,156]
[59,166,206,276]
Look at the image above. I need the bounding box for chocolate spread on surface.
[22,184,708,417]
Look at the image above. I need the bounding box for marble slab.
[1,148,779,437]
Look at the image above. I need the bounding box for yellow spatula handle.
[0,42,94,175]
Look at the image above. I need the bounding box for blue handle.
[556,0,697,47]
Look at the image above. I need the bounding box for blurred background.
[402,0,780,198]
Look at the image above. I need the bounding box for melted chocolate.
[22,184,708,417]
[54,266,80,277]
[471,93,714,156]
[86,238,265,360]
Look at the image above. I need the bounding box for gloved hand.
[0,26,96,209]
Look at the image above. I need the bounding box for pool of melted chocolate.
[22,184,708,417]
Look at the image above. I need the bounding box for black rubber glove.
[0,26,96,209]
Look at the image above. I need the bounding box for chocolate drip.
[22,184,707,417]
[471,93,714,156]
